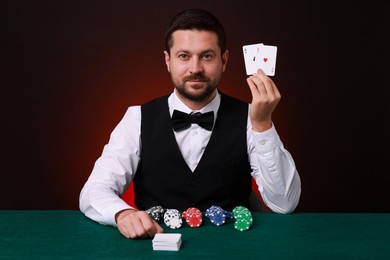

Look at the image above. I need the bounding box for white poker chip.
[163,209,183,229]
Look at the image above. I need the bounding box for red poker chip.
[182,207,202,228]
[186,216,202,228]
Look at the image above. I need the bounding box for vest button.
[191,180,197,187]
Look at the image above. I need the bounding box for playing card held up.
[242,43,277,76]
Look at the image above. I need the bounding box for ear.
[221,50,229,72]
[164,50,171,72]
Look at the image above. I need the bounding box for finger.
[139,212,164,238]
[131,215,151,239]
[128,211,162,238]
[116,210,144,239]
[247,76,268,103]
[249,77,279,107]
[253,69,279,97]
[153,221,164,234]
[143,221,164,238]
[118,222,130,238]
[118,212,149,239]
[246,76,261,100]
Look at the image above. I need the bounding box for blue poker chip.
[209,213,225,226]
[223,210,234,219]
[206,205,227,226]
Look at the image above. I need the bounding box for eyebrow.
[175,49,217,55]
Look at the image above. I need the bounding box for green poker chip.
[234,219,252,231]
[232,206,253,231]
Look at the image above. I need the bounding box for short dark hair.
[164,9,226,55]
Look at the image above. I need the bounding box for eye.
[178,54,189,60]
[202,53,214,60]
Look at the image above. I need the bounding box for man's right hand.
[115,209,164,239]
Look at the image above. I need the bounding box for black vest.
[133,92,252,211]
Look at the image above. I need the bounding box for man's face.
[164,30,229,103]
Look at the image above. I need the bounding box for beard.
[172,72,221,102]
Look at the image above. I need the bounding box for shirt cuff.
[251,124,281,154]
[91,199,134,227]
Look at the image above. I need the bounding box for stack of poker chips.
[146,206,166,222]
[146,206,183,229]
[163,209,183,229]
[146,205,253,231]
[182,207,203,228]
[205,205,234,226]
[232,206,253,231]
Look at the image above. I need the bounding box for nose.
[189,57,203,74]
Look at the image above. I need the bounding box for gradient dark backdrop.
[1,1,388,212]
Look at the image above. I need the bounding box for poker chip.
[146,206,166,222]
[182,207,202,228]
[205,205,233,226]
[223,210,234,219]
[232,206,253,231]
[234,219,252,231]
[163,209,183,229]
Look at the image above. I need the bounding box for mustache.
[183,73,208,82]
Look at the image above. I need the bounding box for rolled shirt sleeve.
[79,106,142,226]
[248,120,301,213]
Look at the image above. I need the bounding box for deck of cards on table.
[242,43,277,76]
[152,233,182,251]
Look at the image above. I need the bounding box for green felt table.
[0,210,389,259]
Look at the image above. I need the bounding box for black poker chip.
[146,206,166,222]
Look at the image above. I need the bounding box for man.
[79,8,301,239]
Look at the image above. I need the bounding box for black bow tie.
[171,109,214,131]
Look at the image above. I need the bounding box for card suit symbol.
[253,57,256,61]
[263,58,268,62]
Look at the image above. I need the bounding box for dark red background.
[1,1,388,212]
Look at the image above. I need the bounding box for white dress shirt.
[79,91,301,226]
